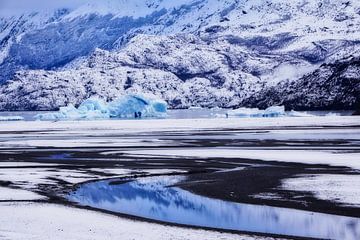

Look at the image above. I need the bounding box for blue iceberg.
[36,95,167,121]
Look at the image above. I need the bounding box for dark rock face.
[243,57,360,111]
[353,106,360,115]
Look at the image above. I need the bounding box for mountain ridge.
[0,0,359,110]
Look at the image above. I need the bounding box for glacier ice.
[36,95,167,121]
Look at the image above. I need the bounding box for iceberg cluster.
[227,106,286,118]
[226,106,313,118]
[287,110,314,117]
[36,95,167,121]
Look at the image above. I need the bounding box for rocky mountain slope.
[0,0,359,110]
[243,57,360,110]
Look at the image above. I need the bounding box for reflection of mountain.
[0,0,359,110]
[68,176,360,239]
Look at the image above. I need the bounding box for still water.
[68,176,360,239]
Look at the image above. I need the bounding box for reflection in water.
[68,176,360,239]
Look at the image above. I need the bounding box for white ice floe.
[0,187,46,201]
[36,95,167,121]
[326,112,341,117]
[287,110,314,117]
[0,202,266,240]
[282,174,360,207]
[0,116,24,121]
[227,106,286,118]
[226,106,314,118]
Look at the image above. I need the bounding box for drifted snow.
[36,95,167,121]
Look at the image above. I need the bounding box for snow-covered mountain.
[0,0,359,110]
[243,56,360,110]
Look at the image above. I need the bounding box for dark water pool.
[68,176,360,239]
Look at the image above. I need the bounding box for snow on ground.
[141,169,188,175]
[0,116,358,150]
[0,168,95,188]
[0,165,185,191]
[0,202,276,240]
[282,174,360,207]
[0,187,46,201]
[0,116,358,239]
[120,149,360,170]
[88,168,131,176]
[0,167,139,191]
[2,138,172,148]
[0,162,60,167]
[0,116,359,135]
